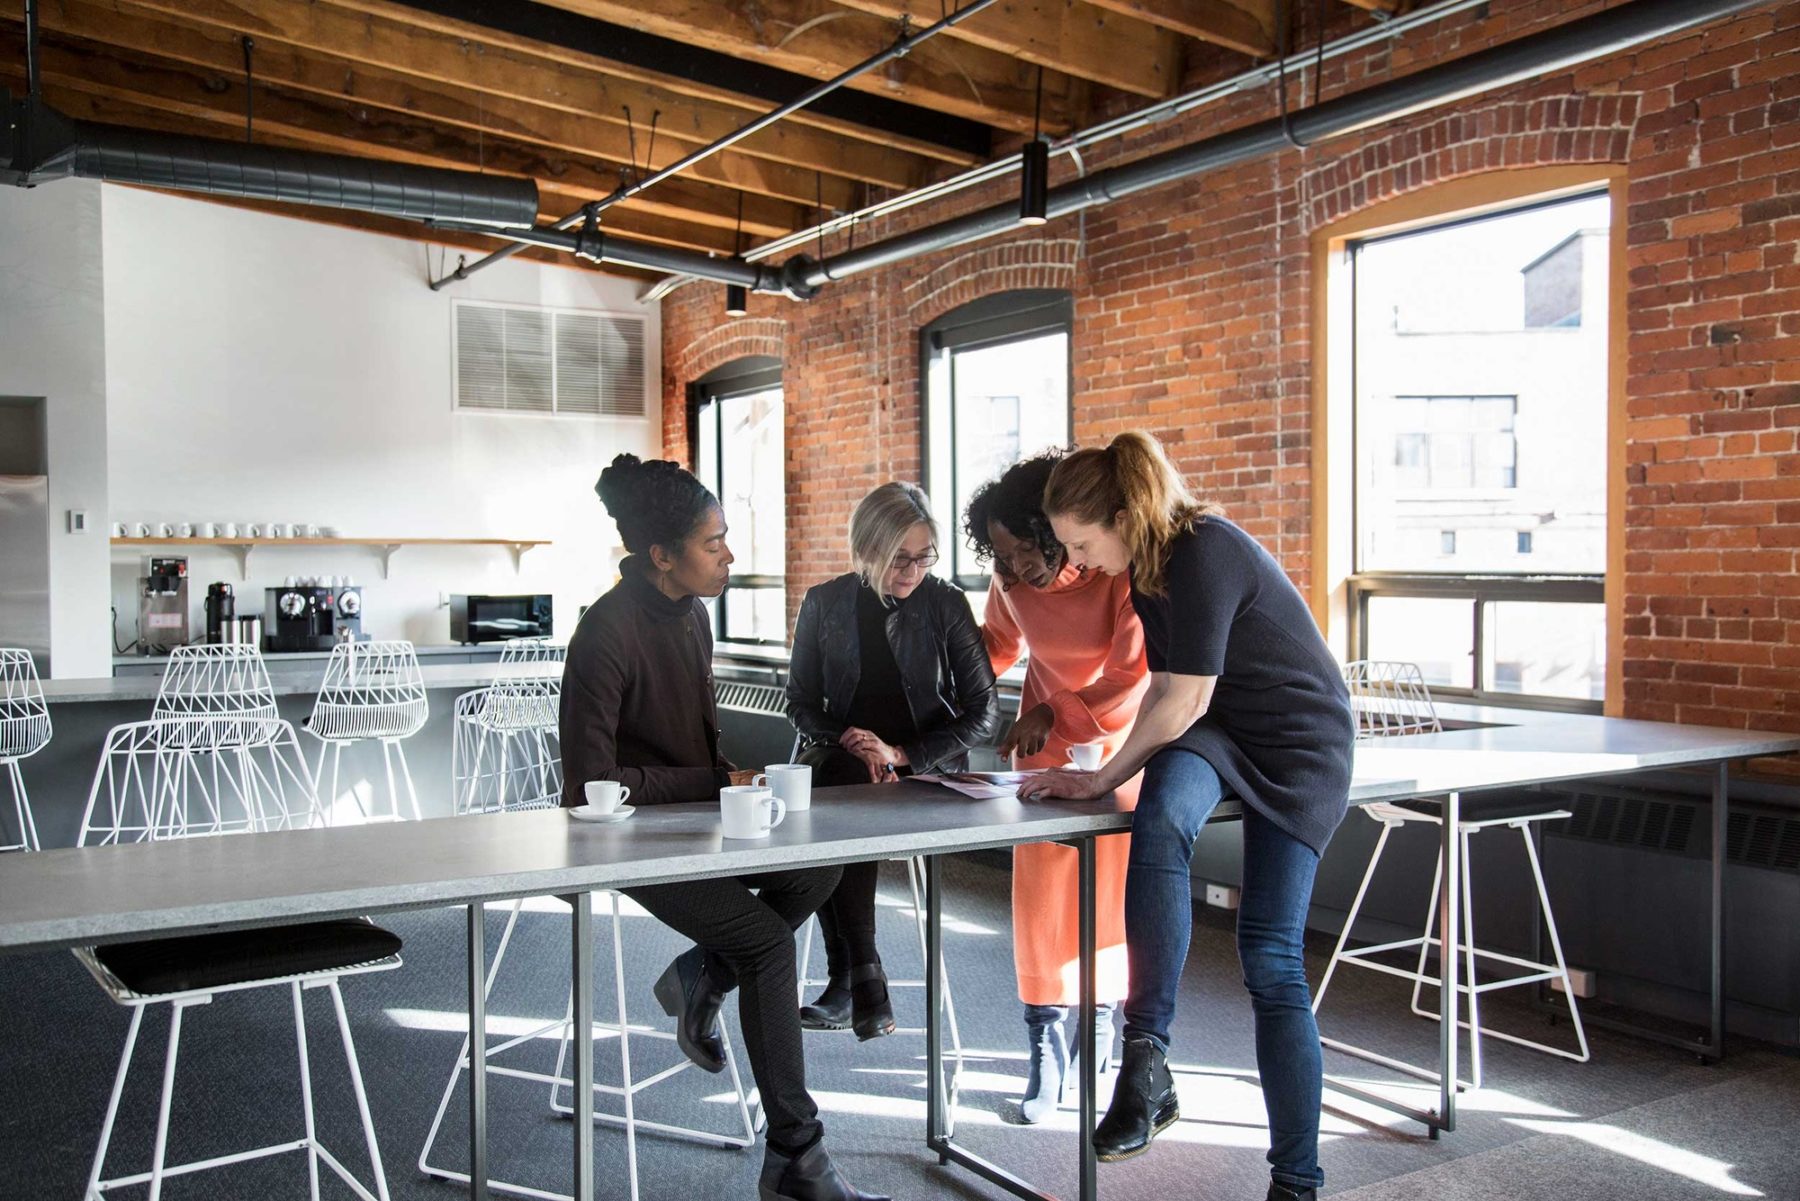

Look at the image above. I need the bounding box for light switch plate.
[67,509,88,533]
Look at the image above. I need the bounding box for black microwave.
[451,594,553,644]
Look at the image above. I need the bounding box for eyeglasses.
[888,551,939,573]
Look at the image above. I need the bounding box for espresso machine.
[265,582,363,652]
[138,556,189,654]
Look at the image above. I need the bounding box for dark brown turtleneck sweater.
[558,557,733,807]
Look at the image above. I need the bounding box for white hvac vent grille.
[454,300,646,417]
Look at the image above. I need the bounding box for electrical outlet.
[438,591,451,608]
[1203,883,1241,910]
[1551,968,1596,999]
[67,509,88,533]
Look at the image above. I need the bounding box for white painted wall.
[0,180,112,678]
[101,187,658,653]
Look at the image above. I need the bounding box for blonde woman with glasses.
[786,482,999,1040]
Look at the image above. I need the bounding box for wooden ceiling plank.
[29,1,864,211]
[1083,0,1275,58]
[119,0,941,192]
[531,0,1082,135]
[334,0,983,168]
[829,0,1183,99]
[0,36,786,254]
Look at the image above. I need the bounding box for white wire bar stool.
[1315,661,1591,1091]
[420,783,756,1200]
[452,639,565,815]
[724,682,966,1129]
[0,648,51,852]
[73,723,396,1201]
[304,640,429,823]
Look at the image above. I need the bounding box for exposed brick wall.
[661,1,1800,734]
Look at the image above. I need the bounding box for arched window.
[689,356,785,645]
[920,290,1073,612]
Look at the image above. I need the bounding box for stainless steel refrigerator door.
[0,475,51,670]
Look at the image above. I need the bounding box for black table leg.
[467,904,488,1201]
[1077,835,1098,1201]
[567,892,594,1201]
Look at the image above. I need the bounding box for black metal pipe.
[428,0,1000,290]
[23,0,39,99]
[426,218,783,289]
[791,0,1769,290]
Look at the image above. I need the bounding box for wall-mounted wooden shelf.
[111,537,550,580]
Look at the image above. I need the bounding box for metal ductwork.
[773,0,1770,292]
[3,91,539,228]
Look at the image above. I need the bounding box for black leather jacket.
[786,572,999,773]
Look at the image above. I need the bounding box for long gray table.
[2,713,1794,1197]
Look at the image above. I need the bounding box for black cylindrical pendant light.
[725,283,748,316]
[1019,138,1049,226]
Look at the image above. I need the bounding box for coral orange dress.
[982,562,1149,1006]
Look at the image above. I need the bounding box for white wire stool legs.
[795,858,966,1124]
[313,736,424,824]
[418,894,756,1201]
[1,755,41,852]
[1313,813,1590,1091]
[82,977,391,1201]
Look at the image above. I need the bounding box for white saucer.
[571,805,634,823]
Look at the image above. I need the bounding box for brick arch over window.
[664,318,787,464]
[1300,92,1642,232]
[903,237,1082,327]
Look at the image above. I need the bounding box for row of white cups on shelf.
[114,521,343,539]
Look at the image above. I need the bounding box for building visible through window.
[692,359,785,644]
[1349,191,1610,705]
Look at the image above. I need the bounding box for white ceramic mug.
[111,522,128,537]
[221,522,239,538]
[1068,742,1105,771]
[720,785,784,839]
[582,780,632,814]
[198,522,217,538]
[245,523,262,537]
[132,522,150,537]
[304,524,320,537]
[176,522,194,538]
[753,763,813,813]
[155,521,174,538]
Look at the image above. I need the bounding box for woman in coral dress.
[967,451,1149,1123]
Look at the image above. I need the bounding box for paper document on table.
[913,771,1031,800]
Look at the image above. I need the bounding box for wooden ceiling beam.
[0,39,775,256]
[531,0,1084,135]
[829,0,1184,99]
[20,2,863,214]
[118,0,944,192]
[338,0,983,169]
[1082,0,1276,58]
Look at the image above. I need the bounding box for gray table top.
[2,713,1793,957]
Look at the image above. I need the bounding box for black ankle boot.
[652,946,727,1073]
[1266,1183,1317,1201]
[1092,1035,1177,1162]
[849,963,896,1041]
[758,1141,891,1201]
[799,975,853,1030]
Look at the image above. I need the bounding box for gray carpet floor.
[2,854,1795,1200]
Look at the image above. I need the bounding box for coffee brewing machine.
[265,582,363,652]
[138,556,189,654]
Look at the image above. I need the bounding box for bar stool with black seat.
[74,738,399,1201]
[0,647,51,852]
[418,806,756,1200]
[1312,660,1590,1091]
[303,639,429,823]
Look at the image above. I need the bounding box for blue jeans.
[1122,747,1326,1191]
